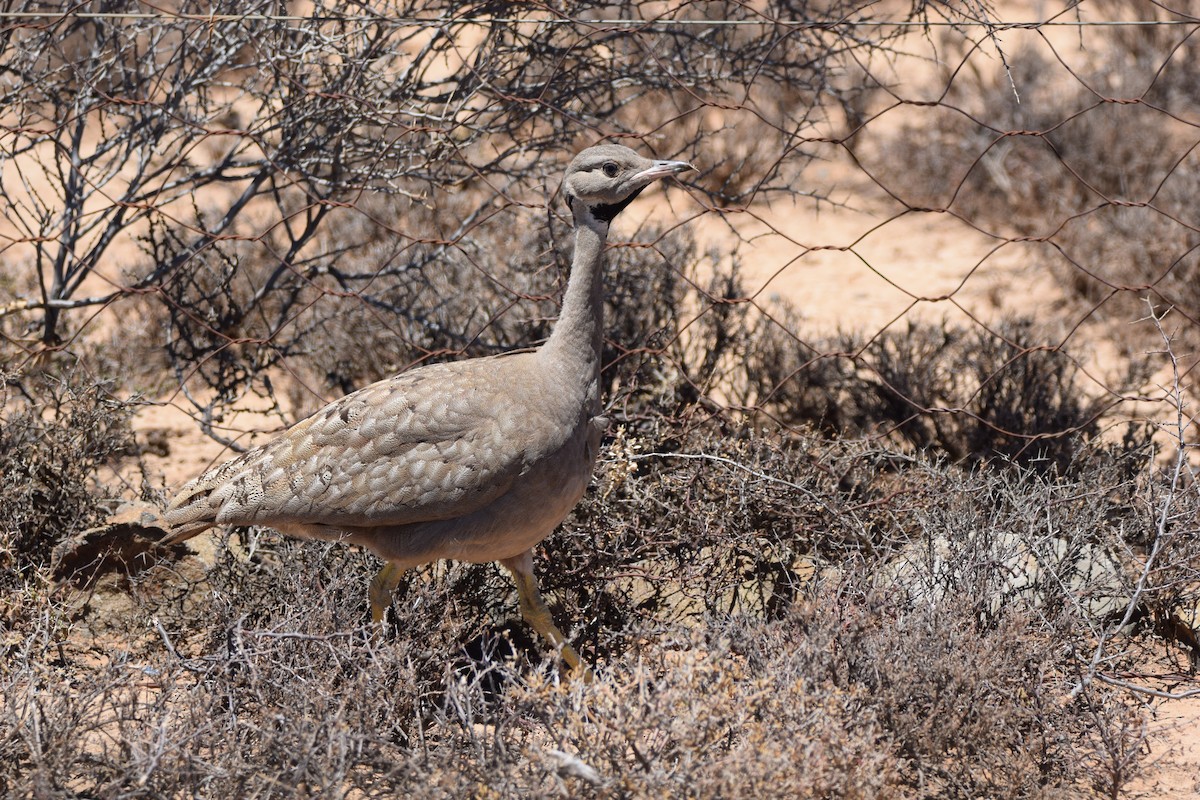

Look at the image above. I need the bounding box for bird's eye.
[602,162,619,178]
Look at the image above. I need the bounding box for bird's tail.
[158,519,216,546]
[160,443,271,545]
[159,476,222,545]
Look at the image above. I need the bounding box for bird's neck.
[541,218,607,399]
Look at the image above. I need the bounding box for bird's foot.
[560,643,595,684]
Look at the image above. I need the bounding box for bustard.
[161,144,695,675]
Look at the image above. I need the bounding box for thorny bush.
[0,372,135,588]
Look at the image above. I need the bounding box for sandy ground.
[691,170,1060,333]
[1138,693,1200,797]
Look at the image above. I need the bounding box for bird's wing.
[163,356,537,536]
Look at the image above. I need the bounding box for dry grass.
[3,384,1195,797]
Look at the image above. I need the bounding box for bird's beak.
[633,159,696,184]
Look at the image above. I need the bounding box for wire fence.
[4,5,1200,791]
[1,0,1197,465]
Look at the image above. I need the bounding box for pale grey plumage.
[161,144,695,675]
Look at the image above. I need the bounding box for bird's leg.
[501,551,594,682]
[369,560,406,628]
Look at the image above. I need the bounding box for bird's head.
[561,144,694,227]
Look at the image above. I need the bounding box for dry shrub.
[509,587,1087,799]
[511,619,903,799]
[0,371,136,586]
[576,254,1139,473]
[742,311,1130,473]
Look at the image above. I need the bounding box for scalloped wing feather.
[162,356,536,540]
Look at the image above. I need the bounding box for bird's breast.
[367,411,602,566]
